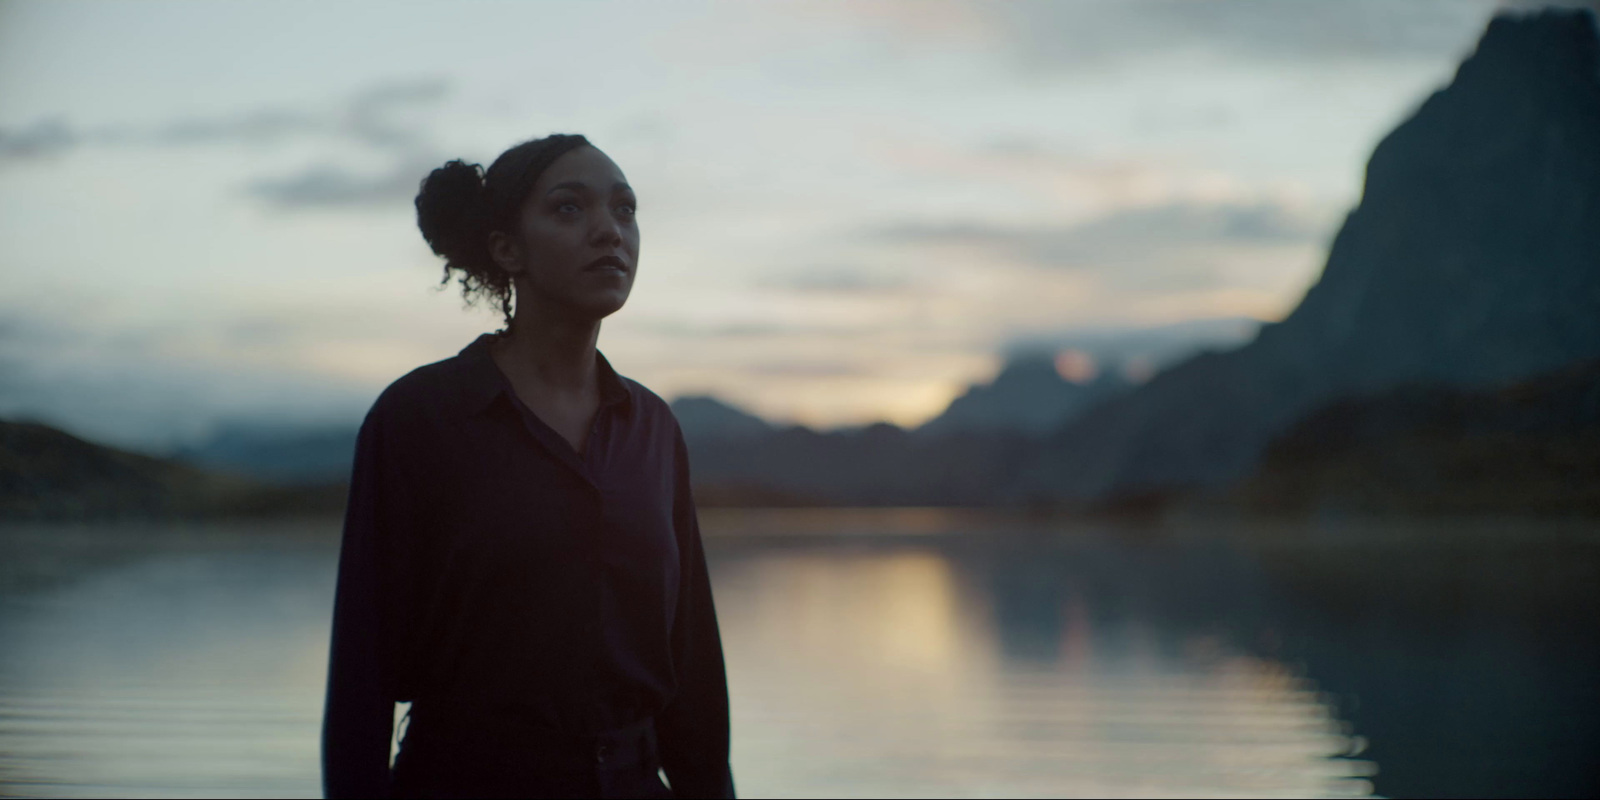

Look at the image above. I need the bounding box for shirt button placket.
[588,501,605,637]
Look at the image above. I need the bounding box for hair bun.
[415,159,490,269]
[414,135,593,329]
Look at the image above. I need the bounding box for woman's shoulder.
[364,343,495,431]
[597,349,680,431]
[620,375,668,413]
[613,373,684,434]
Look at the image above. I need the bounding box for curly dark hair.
[414,133,593,329]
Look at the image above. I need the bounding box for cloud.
[339,78,452,150]
[1002,316,1262,364]
[244,151,442,210]
[844,0,1500,73]
[871,198,1328,273]
[148,108,322,148]
[0,76,456,211]
[1058,201,1323,248]
[759,268,920,295]
[0,76,450,162]
[631,319,877,340]
[741,361,874,378]
[0,118,78,160]
[0,309,379,450]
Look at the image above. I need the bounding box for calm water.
[1,511,1596,798]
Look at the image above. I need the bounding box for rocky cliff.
[1024,9,1600,502]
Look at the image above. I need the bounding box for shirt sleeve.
[322,400,423,799]
[655,427,736,799]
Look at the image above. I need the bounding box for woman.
[321,133,734,799]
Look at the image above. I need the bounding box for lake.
[1,510,1596,798]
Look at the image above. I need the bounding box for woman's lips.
[586,255,628,273]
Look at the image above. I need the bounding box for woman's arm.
[322,403,421,799]
[655,427,736,799]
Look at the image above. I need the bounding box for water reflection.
[1256,532,1600,798]
[1,513,1594,798]
[709,529,1369,798]
[0,524,340,798]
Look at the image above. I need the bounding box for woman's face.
[492,145,639,322]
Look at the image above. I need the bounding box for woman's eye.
[557,202,580,214]
[616,204,636,217]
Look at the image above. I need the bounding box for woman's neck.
[492,309,601,396]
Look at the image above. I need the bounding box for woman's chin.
[573,288,631,320]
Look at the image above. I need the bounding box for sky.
[0,0,1562,449]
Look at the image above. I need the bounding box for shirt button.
[595,742,611,764]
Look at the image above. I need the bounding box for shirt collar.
[457,332,633,417]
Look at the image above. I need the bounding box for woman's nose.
[589,214,624,247]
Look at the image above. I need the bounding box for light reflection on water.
[715,548,1364,798]
[2,512,1593,798]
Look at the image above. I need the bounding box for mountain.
[1,419,345,520]
[918,354,1132,436]
[682,421,1039,507]
[175,422,359,485]
[1238,358,1600,516]
[669,395,774,443]
[1002,317,1261,377]
[1023,9,1600,502]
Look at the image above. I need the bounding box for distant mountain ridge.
[1022,9,1600,502]
[56,308,1264,493]
[175,422,357,485]
[0,419,344,520]
[669,396,774,442]
[918,355,1131,436]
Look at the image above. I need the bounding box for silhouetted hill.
[670,395,774,442]
[918,355,1131,436]
[1238,359,1600,516]
[1024,9,1600,502]
[175,422,358,485]
[0,419,346,520]
[116,318,1253,505]
[684,422,1042,507]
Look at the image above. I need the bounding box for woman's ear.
[488,229,524,276]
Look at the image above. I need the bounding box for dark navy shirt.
[321,332,733,798]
